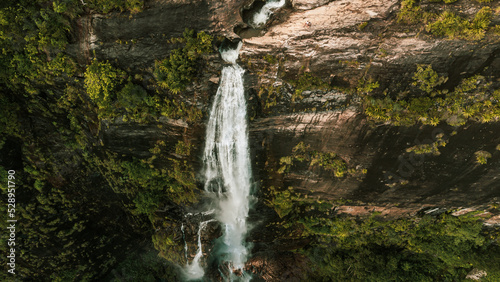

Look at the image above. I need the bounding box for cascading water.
[184,219,216,280]
[183,2,286,280]
[250,0,286,28]
[203,41,253,276]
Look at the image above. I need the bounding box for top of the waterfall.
[250,0,286,28]
[220,41,243,64]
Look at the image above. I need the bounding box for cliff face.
[73,0,500,279]
[81,0,500,213]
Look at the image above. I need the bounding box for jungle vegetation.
[0,0,206,280]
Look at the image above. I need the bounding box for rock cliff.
[70,0,500,279]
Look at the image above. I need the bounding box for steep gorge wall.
[76,1,500,278]
[83,0,500,216]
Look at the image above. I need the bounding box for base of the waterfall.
[182,263,205,281]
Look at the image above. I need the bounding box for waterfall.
[203,41,253,274]
[182,2,286,279]
[184,219,216,280]
[181,223,188,262]
[250,0,286,28]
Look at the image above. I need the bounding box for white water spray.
[181,224,188,262]
[250,0,286,28]
[203,41,252,273]
[184,219,216,280]
[182,3,284,278]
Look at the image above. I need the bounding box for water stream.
[250,0,286,28]
[183,1,285,280]
[203,41,252,275]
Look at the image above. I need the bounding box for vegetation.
[290,72,330,102]
[475,150,492,164]
[84,59,126,110]
[397,0,494,41]
[85,0,144,14]
[107,249,181,281]
[364,64,500,126]
[304,212,500,281]
[406,133,447,155]
[154,29,213,93]
[262,186,500,281]
[0,1,206,280]
[427,7,493,40]
[278,142,348,178]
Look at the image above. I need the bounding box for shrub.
[154,29,213,93]
[412,64,447,93]
[84,59,125,110]
[475,150,492,164]
[427,7,492,40]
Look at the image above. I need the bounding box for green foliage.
[364,65,500,126]
[310,151,348,178]
[290,72,330,101]
[86,0,144,14]
[357,78,380,95]
[427,7,493,40]
[175,140,193,156]
[0,1,77,94]
[412,64,447,93]
[474,150,492,164]
[108,250,180,281]
[397,0,435,25]
[303,212,499,281]
[358,22,368,30]
[266,186,295,218]
[278,142,348,177]
[406,133,447,155]
[263,54,278,64]
[154,29,213,93]
[84,59,125,110]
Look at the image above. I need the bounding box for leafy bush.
[84,59,125,110]
[278,142,348,177]
[86,0,144,14]
[474,150,492,164]
[154,29,213,93]
[427,7,493,40]
[364,65,500,126]
[290,72,330,101]
[303,212,499,281]
[412,64,447,93]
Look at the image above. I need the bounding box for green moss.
[303,212,500,281]
[358,22,368,30]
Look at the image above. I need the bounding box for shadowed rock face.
[250,110,500,210]
[75,0,500,279]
